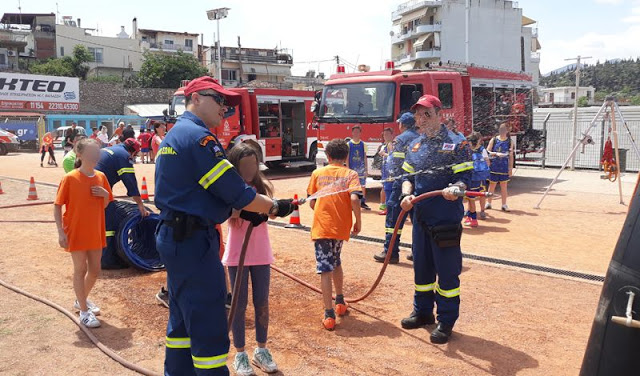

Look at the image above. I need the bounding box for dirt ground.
[1,151,638,375]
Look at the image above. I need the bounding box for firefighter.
[399,95,473,344]
[373,112,418,264]
[154,76,296,375]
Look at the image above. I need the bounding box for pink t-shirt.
[152,134,163,155]
[223,219,274,266]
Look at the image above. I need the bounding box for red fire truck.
[165,82,318,169]
[313,63,541,176]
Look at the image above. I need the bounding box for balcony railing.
[144,41,194,52]
[392,0,442,21]
[392,22,441,44]
[531,51,540,63]
[393,47,441,64]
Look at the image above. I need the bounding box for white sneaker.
[484,202,492,210]
[74,300,101,315]
[501,204,510,212]
[79,310,101,328]
[252,348,278,374]
[233,352,256,376]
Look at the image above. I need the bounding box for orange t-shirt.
[307,164,362,241]
[55,170,114,252]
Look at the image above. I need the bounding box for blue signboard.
[0,121,38,141]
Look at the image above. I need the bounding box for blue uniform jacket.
[388,128,419,178]
[154,111,256,224]
[96,144,140,197]
[402,126,473,226]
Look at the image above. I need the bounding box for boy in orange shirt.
[307,139,362,330]
[54,138,113,328]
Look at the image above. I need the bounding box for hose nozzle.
[292,197,306,206]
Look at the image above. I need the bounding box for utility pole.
[206,8,230,82]
[565,55,591,170]
[465,0,470,64]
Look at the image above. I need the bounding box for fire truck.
[313,62,541,176]
[164,81,318,170]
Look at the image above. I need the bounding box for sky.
[9,0,640,76]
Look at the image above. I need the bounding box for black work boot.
[373,251,399,264]
[400,311,435,329]
[406,253,414,261]
[430,322,454,344]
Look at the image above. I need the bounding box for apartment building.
[540,86,595,106]
[391,0,541,84]
[0,13,56,70]
[203,45,293,87]
[135,18,199,58]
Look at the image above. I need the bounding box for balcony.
[392,23,441,44]
[530,52,540,63]
[531,27,538,38]
[392,0,442,21]
[142,41,194,53]
[416,48,441,59]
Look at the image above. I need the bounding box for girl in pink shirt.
[223,142,278,375]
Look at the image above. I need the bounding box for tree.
[136,51,208,88]
[29,45,93,79]
[577,96,589,107]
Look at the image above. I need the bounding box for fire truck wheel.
[265,161,285,170]
[0,144,7,156]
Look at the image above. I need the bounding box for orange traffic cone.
[285,194,303,228]
[0,180,4,194]
[140,177,150,202]
[27,177,38,200]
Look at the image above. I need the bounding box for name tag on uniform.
[442,143,455,151]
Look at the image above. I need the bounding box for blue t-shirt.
[489,136,511,174]
[448,130,467,145]
[347,140,366,176]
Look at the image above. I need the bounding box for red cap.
[411,94,442,111]
[123,138,141,154]
[183,76,241,107]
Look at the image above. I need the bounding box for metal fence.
[519,117,640,172]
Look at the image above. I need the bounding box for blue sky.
[9,0,640,75]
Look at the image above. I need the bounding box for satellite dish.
[389,31,394,37]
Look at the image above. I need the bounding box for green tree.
[577,96,589,107]
[29,45,93,79]
[137,51,208,88]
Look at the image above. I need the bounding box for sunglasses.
[198,92,226,106]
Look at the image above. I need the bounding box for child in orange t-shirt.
[54,138,113,328]
[307,139,362,331]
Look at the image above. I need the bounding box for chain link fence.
[518,117,640,172]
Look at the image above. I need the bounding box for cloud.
[622,6,640,22]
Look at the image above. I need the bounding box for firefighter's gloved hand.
[275,199,297,217]
[240,211,268,227]
[442,186,464,201]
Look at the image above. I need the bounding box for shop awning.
[399,61,417,71]
[414,33,433,49]
[522,15,536,26]
[124,104,167,118]
[242,63,291,76]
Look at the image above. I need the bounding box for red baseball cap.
[411,94,442,111]
[123,138,141,154]
[184,76,241,107]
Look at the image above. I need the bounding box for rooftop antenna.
[56,2,60,24]
[18,0,22,24]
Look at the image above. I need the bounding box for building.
[540,86,596,106]
[55,16,142,77]
[135,18,199,58]
[390,0,542,84]
[203,44,293,87]
[0,13,56,70]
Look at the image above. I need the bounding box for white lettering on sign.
[0,73,79,112]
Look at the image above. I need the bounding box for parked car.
[53,126,87,148]
[0,129,20,155]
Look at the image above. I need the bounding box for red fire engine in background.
[165,81,318,170]
[312,62,542,177]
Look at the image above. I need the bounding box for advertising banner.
[0,73,80,112]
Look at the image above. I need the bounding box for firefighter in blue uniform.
[399,95,473,344]
[373,112,419,264]
[154,76,296,375]
[96,138,149,267]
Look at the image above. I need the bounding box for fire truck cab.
[314,64,538,177]
[165,83,317,170]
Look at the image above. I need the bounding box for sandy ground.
[1,151,638,375]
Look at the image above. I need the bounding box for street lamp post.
[206,7,230,82]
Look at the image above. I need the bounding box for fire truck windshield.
[171,94,186,116]
[319,82,395,123]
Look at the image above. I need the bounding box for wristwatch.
[268,199,279,216]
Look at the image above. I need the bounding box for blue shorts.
[358,177,366,187]
[489,172,510,183]
[314,239,343,274]
[141,147,150,153]
[469,180,487,192]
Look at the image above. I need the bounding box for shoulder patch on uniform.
[199,135,217,147]
[411,142,421,152]
[442,143,456,151]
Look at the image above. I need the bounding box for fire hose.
[0,195,155,210]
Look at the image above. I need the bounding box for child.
[464,132,490,227]
[223,142,279,376]
[347,125,370,210]
[378,127,394,215]
[137,128,152,163]
[486,122,514,212]
[53,138,113,328]
[307,138,362,330]
[40,138,57,168]
[150,122,166,163]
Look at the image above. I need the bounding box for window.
[65,120,74,127]
[141,36,148,42]
[438,83,453,109]
[164,39,174,45]
[586,91,592,99]
[222,69,238,81]
[571,92,576,99]
[185,39,193,47]
[53,120,62,128]
[78,120,87,129]
[88,47,103,63]
[90,120,98,129]
[60,46,64,56]
[400,83,424,113]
